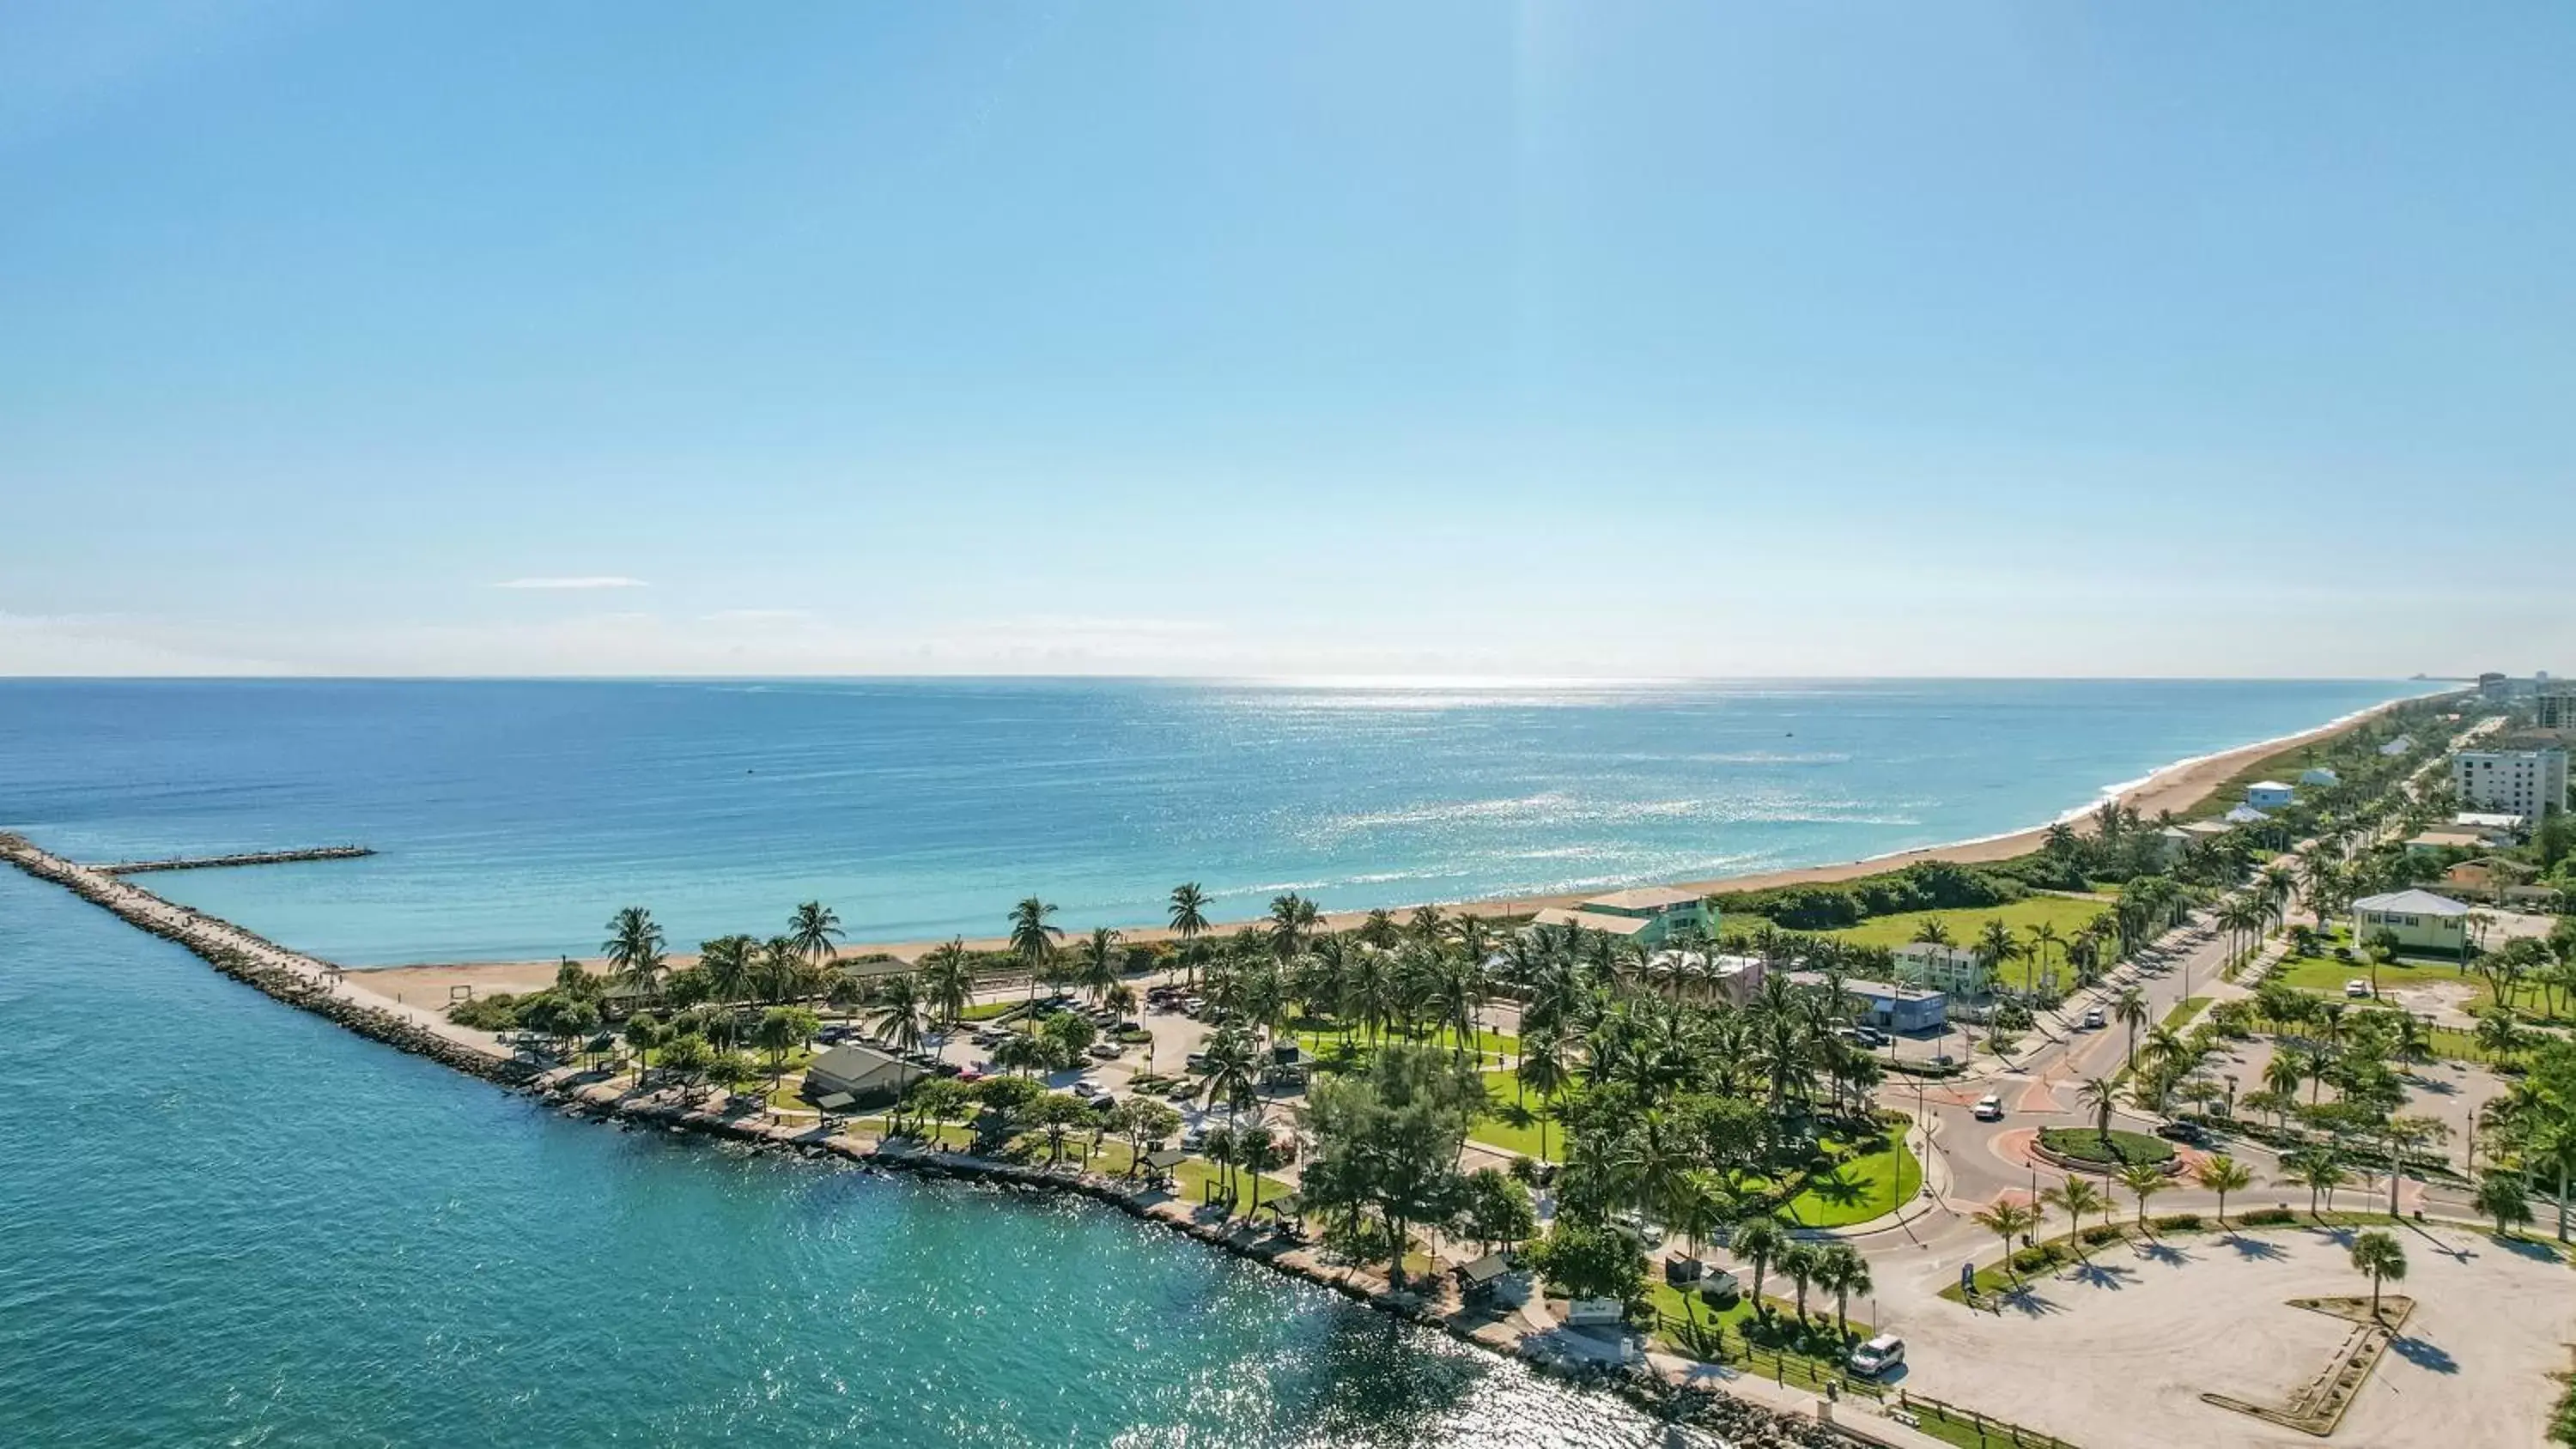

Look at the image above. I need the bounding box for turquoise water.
[0,677,2417,964]
[0,676,2423,1446]
[0,869,1672,1446]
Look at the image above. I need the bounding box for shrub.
[2154,1213,2203,1231]
[2081,1224,2127,1246]
[2239,1207,2296,1226]
[2010,1245,2063,1273]
[447,992,522,1030]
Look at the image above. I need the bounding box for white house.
[2299,767,2340,787]
[2245,780,2296,810]
[2379,736,2415,757]
[2352,888,2470,958]
[2223,803,2274,826]
[1893,941,1991,996]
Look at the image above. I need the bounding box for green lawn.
[957,1000,1022,1022]
[1470,1069,1558,1158]
[2160,996,2210,1031]
[1820,894,2116,991]
[2036,1125,2174,1168]
[1778,1129,1922,1228]
[2272,951,2488,1003]
[1295,1021,1520,1065]
[1644,1281,1874,1381]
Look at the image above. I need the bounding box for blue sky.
[3,3,2570,677]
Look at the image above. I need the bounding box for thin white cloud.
[490,576,649,591]
[701,609,811,623]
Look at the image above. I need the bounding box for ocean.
[0,676,2420,965]
[0,675,2418,1446]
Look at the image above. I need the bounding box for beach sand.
[350,700,2393,1006]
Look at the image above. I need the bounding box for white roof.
[2353,889,2470,918]
[2246,780,2293,792]
[2455,812,2526,828]
[1583,886,1703,912]
[2180,820,2233,837]
[2222,804,2272,823]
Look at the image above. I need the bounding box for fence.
[1893,1390,2081,1448]
[1651,1313,1882,1401]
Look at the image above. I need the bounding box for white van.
[1849,1334,1905,1377]
[1972,1094,2004,1121]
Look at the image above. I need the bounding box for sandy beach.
[349,699,2408,1008]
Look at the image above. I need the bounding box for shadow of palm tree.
[2225,1234,2286,1260]
[2388,1336,2459,1373]
[2489,1234,2560,1263]
[2000,1283,2067,1317]
[2138,1240,2192,1267]
[2069,1260,2136,1290]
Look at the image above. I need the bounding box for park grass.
[957,1000,1022,1022]
[1820,894,2116,991]
[1295,1019,1519,1068]
[1470,1069,1557,1159]
[1645,1282,1876,1387]
[1778,1128,1923,1228]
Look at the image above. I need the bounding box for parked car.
[1070,1081,1103,1100]
[2344,979,2372,998]
[1086,1041,1122,1060]
[1853,1026,1890,1047]
[2081,1008,2105,1029]
[2156,1119,2208,1144]
[1180,1126,1207,1151]
[1972,1094,2004,1121]
[1849,1334,1905,1378]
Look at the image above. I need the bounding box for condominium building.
[2452,746,2569,819]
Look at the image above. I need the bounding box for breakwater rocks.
[96,845,376,874]
[0,833,535,1089]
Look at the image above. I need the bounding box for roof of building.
[1893,940,1978,961]
[2222,804,2273,824]
[805,1042,910,1093]
[2353,888,2471,918]
[2180,820,2234,838]
[1582,885,1704,912]
[2406,831,2487,849]
[2246,780,2293,793]
[2379,736,2415,755]
[2299,767,2341,783]
[2454,811,2528,828]
[1529,906,1653,937]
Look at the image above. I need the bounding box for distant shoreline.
[355,692,2429,1003]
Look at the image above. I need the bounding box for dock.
[94,846,374,875]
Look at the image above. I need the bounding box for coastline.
[0,828,1844,1448]
[360,693,2419,1003]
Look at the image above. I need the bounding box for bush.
[2037,1126,2176,1168]
[2239,1207,2296,1226]
[447,992,522,1030]
[2154,1213,2203,1231]
[2010,1245,2063,1273]
[2081,1224,2127,1246]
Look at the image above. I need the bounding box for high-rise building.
[2452,746,2568,818]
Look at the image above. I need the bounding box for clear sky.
[3,3,2570,679]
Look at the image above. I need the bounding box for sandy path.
[355,699,2409,1002]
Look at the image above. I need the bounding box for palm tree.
[1779,1241,1824,1325]
[2077,1076,2120,1153]
[2196,1155,2253,1228]
[1729,1216,1786,1318]
[2117,1162,2170,1231]
[2026,921,2063,989]
[2282,1149,2348,1216]
[1168,882,1211,986]
[1816,1243,1872,1343]
[920,937,975,1028]
[699,934,757,1004]
[1267,893,1318,961]
[2347,1230,2407,1322]
[1518,1031,1567,1162]
[1008,897,1062,1003]
[2113,986,2149,1069]
[1078,925,1123,1004]
[1976,918,2022,995]
[787,901,842,965]
[2043,1174,2110,1259]
[869,973,927,1099]
[1911,918,1953,949]
[603,906,666,995]
[1971,1201,2039,1281]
